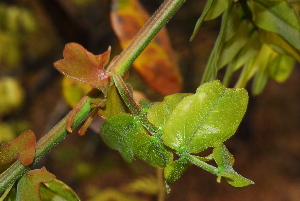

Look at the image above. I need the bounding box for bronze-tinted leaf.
[0,130,36,167]
[54,43,111,90]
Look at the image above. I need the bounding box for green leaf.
[219,168,254,187]
[235,44,276,88]
[213,144,254,187]
[98,85,126,118]
[218,20,249,68]
[164,159,188,185]
[163,80,248,154]
[190,0,229,40]
[40,179,80,201]
[16,167,56,201]
[269,55,296,82]
[147,93,192,129]
[252,0,300,53]
[251,46,278,95]
[259,29,300,62]
[213,144,234,169]
[100,113,146,163]
[205,0,230,21]
[133,134,173,168]
[223,30,262,86]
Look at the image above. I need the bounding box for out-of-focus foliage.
[0,77,24,116]
[111,0,182,95]
[0,3,36,70]
[192,0,300,95]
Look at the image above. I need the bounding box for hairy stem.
[0,0,186,195]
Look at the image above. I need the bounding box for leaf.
[98,85,126,118]
[163,80,248,154]
[235,44,276,88]
[213,144,254,187]
[100,113,146,162]
[205,0,229,20]
[251,0,300,54]
[65,89,104,133]
[259,29,300,62]
[251,46,278,95]
[62,76,92,107]
[164,159,188,185]
[220,169,254,187]
[218,20,249,68]
[40,179,80,201]
[111,0,182,95]
[147,93,192,129]
[133,134,173,168]
[53,43,111,90]
[213,144,234,169]
[16,167,56,201]
[190,0,229,40]
[0,130,36,167]
[269,55,296,82]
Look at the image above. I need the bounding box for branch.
[0,0,186,195]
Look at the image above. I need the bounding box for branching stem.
[0,0,186,196]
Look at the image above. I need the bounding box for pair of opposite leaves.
[100,79,248,167]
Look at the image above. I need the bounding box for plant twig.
[0,0,186,195]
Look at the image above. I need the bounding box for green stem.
[182,152,219,175]
[200,3,230,84]
[157,168,165,201]
[0,0,186,195]
[0,92,98,195]
[108,0,186,75]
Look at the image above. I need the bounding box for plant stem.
[157,168,165,201]
[0,93,98,194]
[183,152,219,175]
[108,0,186,75]
[0,0,186,196]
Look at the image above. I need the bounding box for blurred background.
[0,0,300,200]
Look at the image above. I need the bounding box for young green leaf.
[213,144,234,169]
[147,93,192,129]
[100,113,146,163]
[53,43,111,90]
[219,168,254,187]
[213,144,254,187]
[163,80,248,154]
[98,85,126,118]
[40,179,80,201]
[0,130,36,167]
[133,134,173,168]
[164,159,188,185]
[16,167,56,201]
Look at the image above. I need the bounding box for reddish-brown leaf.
[54,43,111,90]
[110,0,182,95]
[0,130,36,167]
